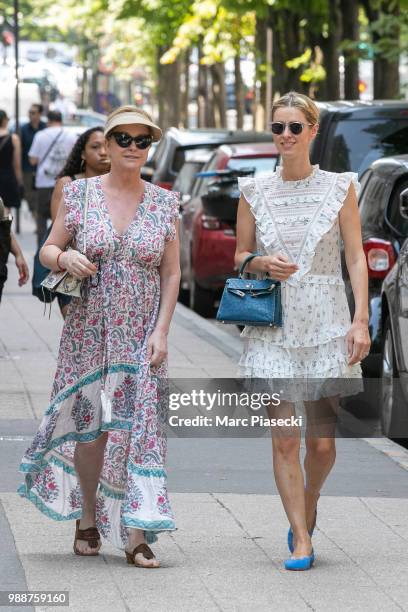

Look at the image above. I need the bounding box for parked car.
[147,128,273,190]
[65,109,106,129]
[312,100,408,176]
[380,234,408,438]
[342,155,408,377]
[180,142,279,316]
[172,148,214,200]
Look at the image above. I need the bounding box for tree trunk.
[373,1,400,98]
[197,43,208,127]
[180,50,189,128]
[205,67,216,127]
[320,0,341,100]
[340,0,359,99]
[210,62,227,128]
[254,16,267,130]
[234,54,244,129]
[157,48,181,130]
[269,8,306,95]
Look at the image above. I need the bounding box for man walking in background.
[29,110,77,245]
[20,104,46,219]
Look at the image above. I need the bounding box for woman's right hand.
[59,249,97,279]
[259,253,299,281]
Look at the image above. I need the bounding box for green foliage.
[160,0,255,66]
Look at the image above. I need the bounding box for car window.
[386,179,408,238]
[173,161,206,195]
[326,119,408,176]
[357,169,371,204]
[192,154,219,197]
[151,137,168,169]
[359,174,387,228]
[227,157,277,176]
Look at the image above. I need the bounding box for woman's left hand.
[15,253,29,286]
[147,329,168,368]
[346,321,371,365]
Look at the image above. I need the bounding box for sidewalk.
[1,208,408,611]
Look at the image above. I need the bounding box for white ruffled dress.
[237,165,363,401]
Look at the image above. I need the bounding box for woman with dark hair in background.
[50,126,110,222]
[46,127,110,317]
[0,110,23,213]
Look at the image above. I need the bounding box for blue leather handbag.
[216,254,282,327]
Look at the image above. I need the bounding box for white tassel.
[101,389,112,423]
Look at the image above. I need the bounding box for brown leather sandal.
[73,519,101,556]
[125,543,159,568]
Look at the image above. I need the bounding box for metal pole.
[14,0,20,233]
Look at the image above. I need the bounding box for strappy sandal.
[73,519,101,556]
[125,543,159,568]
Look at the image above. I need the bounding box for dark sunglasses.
[270,121,313,135]
[109,131,152,149]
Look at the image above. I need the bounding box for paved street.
[1,208,408,611]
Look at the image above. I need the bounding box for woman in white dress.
[235,92,370,571]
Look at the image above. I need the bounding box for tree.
[162,0,255,128]
[119,0,192,128]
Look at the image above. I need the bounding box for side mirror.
[399,187,408,220]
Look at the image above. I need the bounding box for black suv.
[311,101,408,176]
[146,128,273,190]
[343,155,408,377]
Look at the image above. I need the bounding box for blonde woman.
[18,106,180,568]
[235,92,370,570]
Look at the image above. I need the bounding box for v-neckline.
[96,175,150,238]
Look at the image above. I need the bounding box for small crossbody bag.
[41,179,90,299]
[216,253,283,327]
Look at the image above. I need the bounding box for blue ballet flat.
[287,510,317,554]
[284,551,315,571]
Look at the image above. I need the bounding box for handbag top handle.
[238,253,260,278]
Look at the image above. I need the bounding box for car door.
[397,240,408,372]
[179,154,220,286]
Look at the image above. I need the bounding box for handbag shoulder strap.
[37,129,63,169]
[81,179,90,254]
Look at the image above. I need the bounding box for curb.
[174,303,242,361]
[363,437,408,472]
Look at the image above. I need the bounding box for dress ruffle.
[241,276,351,348]
[18,367,176,549]
[238,174,280,256]
[290,171,360,284]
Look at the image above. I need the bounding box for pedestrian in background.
[235,91,370,571]
[49,126,110,317]
[0,197,29,303]
[0,110,23,213]
[28,110,77,246]
[19,106,180,568]
[20,104,46,217]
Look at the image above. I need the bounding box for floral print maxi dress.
[18,176,179,548]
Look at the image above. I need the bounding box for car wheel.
[189,278,216,318]
[380,317,405,438]
[178,284,190,306]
